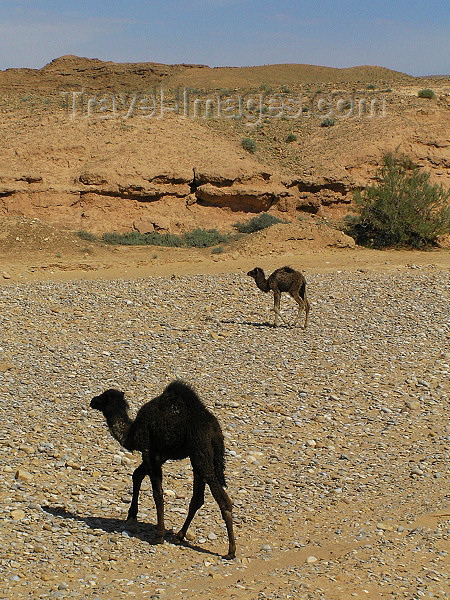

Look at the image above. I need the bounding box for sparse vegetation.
[234,213,289,234]
[181,228,233,247]
[77,230,97,242]
[418,88,435,99]
[320,117,336,127]
[285,133,298,143]
[345,152,450,248]
[102,214,293,248]
[366,84,376,90]
[102,228,233,248]
[241,137,257,153]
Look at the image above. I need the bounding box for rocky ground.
[0,260,448,599]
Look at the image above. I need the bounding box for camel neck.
[104,410,133,448]
[256,274,270,292]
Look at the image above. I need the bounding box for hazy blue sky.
[0,0,448,75]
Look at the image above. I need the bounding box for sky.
[0,0,449,76]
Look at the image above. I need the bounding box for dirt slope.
[0,55,448,239]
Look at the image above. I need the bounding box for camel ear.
[108,389,129,410]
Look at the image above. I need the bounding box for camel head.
[247,267,264,280]
[90,388,129,413]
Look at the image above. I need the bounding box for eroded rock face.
[74,169,353,217]
[195,182,292,212]
[0,167,355,232]
[77,171,191,200]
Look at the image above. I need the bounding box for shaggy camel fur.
[90,381,236,559]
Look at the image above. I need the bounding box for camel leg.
[207,478,236,560]
[147,462,165,543]
[303,295,310,329]
[272,291,291,326]
[272,291,283,326]
[126,462,147,524]
[176,470,205,542]
[291,291,310,329]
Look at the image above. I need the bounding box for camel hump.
[164,380,202,406]
[280,266,296,273]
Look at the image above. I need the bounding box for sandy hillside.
[0,56,448,235]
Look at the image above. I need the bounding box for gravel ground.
[0,267,449,600]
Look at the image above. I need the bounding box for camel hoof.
[223,551,236,560]
[125,517,138,530]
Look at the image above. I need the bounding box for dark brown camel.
[247,266,310,328]
[90,381,236,559]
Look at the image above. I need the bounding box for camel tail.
[213,435,227,488]
[300,279,307,300]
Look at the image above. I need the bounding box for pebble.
[405,400,421,411]
[411,466,424,476]
[15,469,33,482]
[306,555,318,563]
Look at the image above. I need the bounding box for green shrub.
[234,213,289,233]
[320,117,335,127]
[285,133,298,143]
[211,246,224,254]
[241,137,257,153]
[366,84,376,90]
[418,88,435,99]
[345,152,450,248]
[76,230,97,242]
[181,228,232,247]
[102,228,232,248]
[102,231,174,246]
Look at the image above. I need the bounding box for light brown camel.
[247,266,310,328]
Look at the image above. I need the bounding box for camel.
[247,266,310,328]
[90,381,236,559]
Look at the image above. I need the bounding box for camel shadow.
[42,505,221,558]
[221,318,294,329]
